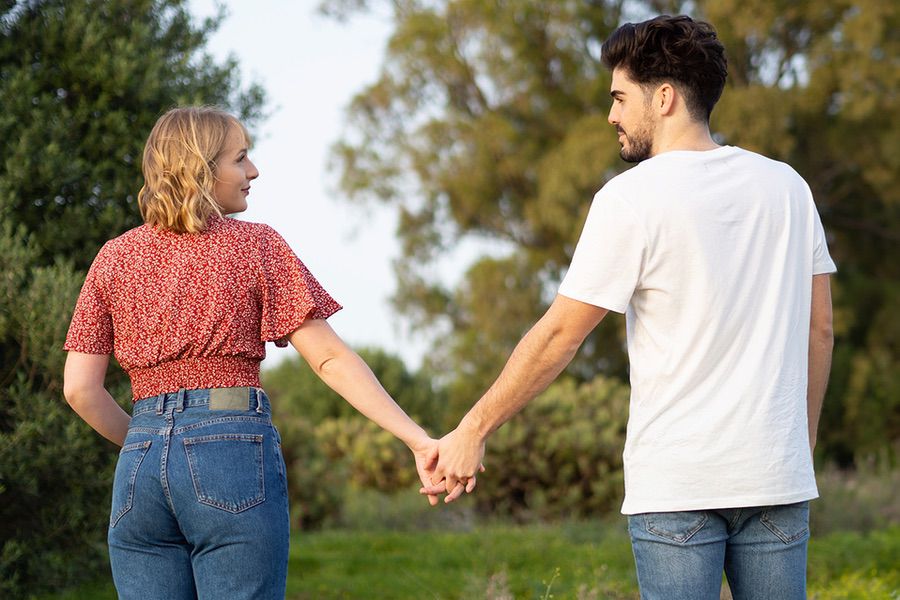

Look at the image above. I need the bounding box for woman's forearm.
[65,387,131,446]
[316,348,429,449]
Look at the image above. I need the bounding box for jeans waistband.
[132,387,268,417]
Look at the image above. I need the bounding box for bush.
[273,414,347,530]
[473,376,629,520]
[0,228,130,597]
[812,460,900,535]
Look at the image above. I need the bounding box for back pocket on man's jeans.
[183,433,265,513]
[110,440,152,527]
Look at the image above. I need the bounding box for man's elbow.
[810,320,834,351]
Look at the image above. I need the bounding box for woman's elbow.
[63,379,97,410]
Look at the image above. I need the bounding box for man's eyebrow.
[610,89,625,99]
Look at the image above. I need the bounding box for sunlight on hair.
[138,106,251,233]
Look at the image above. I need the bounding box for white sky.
[187,0,429,369]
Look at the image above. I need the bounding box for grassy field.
[43,520,899,599]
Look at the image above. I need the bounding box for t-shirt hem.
[557,288,627,314]
[620,488,819,515]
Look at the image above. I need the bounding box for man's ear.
[655,82,677,116]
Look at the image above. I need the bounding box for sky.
[186,0,428,369]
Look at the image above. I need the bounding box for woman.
[63,106,441,599]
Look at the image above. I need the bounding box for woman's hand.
[408,436,441,506]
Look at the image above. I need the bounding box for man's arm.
[808,274,834,453]
[426,294,609,501]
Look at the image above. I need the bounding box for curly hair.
[138,107,251,233]
[601,15,727,121]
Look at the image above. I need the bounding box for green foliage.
[811,460,900,535]
[327,0,900,465]
[264,348,447,431]
[265,349,448,529]
[0,224,130,597]
[0,0,265,269]
[274,413,347,530]
[0,1,266,596]
[475,375,629,520]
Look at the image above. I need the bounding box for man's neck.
[651,122,719,156]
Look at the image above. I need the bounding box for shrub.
[273,414,347,530]
[473,376,629,520]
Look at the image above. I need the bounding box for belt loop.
[155,393,164,415]
[255,388,263,414]
[176,388,185,412]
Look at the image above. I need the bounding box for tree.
[0,0,265,269]
[0,1,265,595]
[326,0,899,460]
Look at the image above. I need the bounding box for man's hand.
[420,425,486,503]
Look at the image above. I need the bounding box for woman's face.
[212,125,259,214]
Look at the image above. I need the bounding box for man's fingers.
[465,477,477,493]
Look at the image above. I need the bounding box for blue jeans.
[107,387,289,600]
[628,502,809,600]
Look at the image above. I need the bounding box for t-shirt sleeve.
[64,245,114,354]
[258,226,342,347]
[558,189,646,313]
[811,205,837,275]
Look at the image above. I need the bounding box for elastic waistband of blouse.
[127,356,261,401]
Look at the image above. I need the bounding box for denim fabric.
[628,502,809,600]
[108,387,289,600]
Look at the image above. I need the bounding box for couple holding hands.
[64,15,834,600]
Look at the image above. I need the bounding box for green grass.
[41,522,899,599]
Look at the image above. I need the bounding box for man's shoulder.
[729,146,805,181]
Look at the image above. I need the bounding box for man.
[422,15,836,600]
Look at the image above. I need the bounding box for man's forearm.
[807,331,833,450]
[460,297,606,440]
[807,274,834,452]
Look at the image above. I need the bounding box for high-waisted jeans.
[107,387,289,600]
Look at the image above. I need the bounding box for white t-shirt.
[558,146,836,515]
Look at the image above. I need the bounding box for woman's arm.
[287,319,440,503]
[63,352,130,446]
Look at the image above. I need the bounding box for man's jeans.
[628,502,810,600]
[107,387,290,600]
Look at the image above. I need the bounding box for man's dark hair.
[601,15,727,121]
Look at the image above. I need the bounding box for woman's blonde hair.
[138,106,250,233]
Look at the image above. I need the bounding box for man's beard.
[618,115,655,163]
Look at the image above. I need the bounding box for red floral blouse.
[64,216,341,400]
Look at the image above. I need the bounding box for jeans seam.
[645,513,709,544]
[110,440,152,527]
[173,415,270,435]
[760,512,809,544]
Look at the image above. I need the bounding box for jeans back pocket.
[183,433,265,513]
[110,440,152,528]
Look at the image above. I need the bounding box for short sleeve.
[811,205,837,275]
[64,246,114,354]
[558,189,646,313]
[258,227,342,346]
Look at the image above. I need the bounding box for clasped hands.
[412,424,486,506]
